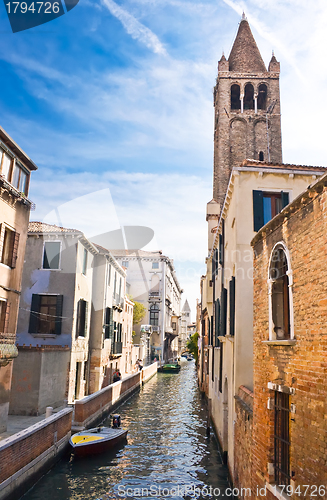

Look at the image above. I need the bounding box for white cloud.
[31,169,210,319]
[101,0,167,55]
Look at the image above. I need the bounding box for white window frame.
[268,241,294,341]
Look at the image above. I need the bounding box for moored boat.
[161,363,181,373]
[69,415,127,456]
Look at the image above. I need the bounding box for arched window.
[150,303,159,326]
[231,84,241,110]
[259,151,264,161]
[257,83,267,110]
[268,244,293,340]
[244,83,254,110]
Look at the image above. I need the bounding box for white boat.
[70,416,128,456]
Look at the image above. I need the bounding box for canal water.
[22,361,229,500]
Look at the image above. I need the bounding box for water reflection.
[23,363,229,500]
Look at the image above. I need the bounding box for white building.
[111,250,183,363]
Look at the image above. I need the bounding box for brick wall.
[234,386,253,497]
[0,408,72,484]
[73,362,157,428]
[251,177,327,499]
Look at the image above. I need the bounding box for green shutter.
[215,298,220,345]
[281,191,289,209]
[28,294,41,333]
[55,295,63,335]
[229,277,235,336]
[253,190,264,231]
[220,287,228,337]
[75,300,80,338]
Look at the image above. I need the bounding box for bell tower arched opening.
[244,83,254,110]
[231,84,241,110]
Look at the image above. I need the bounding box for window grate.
[274,391,291,486]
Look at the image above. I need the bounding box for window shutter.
[104,307,111,339]
[281,191,289,209]
[84,301,89,337]
[4,301,10,334]
[229,277,235,336]
[10,231,20,268]
[105,307,111,325]
[55,295,63,335]
[210,315,213,346]
[215,248,218,275]
[253,190,264,231]
[215,298,220,345]
[212,253,216,279]
[220,287,228,336]
[76,299,81,338]
[28,294,41,333]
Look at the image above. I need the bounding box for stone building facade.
[0,126,37,432]
[213,14,282,207]
[250,173,327,499]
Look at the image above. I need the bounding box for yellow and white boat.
[69,421,128,457]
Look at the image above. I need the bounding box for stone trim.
[262,340,296,346]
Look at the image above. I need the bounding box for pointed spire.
[228,17,266,73]
[268,51,280,72]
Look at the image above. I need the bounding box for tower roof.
[182,299,191,312]
[228,18,266,73]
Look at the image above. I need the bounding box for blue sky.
[1,0,327,318]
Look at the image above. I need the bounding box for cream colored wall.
[69,240,95,403]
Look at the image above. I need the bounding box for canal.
[22,361,229,500]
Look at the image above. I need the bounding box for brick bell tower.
[213,14,282,205]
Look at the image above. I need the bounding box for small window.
[259,151,264,161]
[152,262,159,269]
[269,246,290,340]
[42,241,61,270]
[172,321,177,331]
[231,84,241,110]
[122,261,128,268]
[0,300,9,334]
[1,227,19,268]
[104,307,113,340]
[82,248,88,275]
[253,191,289,231]
[244,83,254,110]
[274,391,290,486]
[150,303,159,326]
[28,294,63,335]
[9,162,29,195]
[76,299,88,337]
[1,152,12,181]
